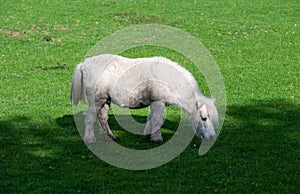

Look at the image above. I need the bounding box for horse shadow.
[56,112,180,148]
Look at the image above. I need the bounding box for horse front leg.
[144,101,165,142]
[97,103,116,141]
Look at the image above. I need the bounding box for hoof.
[147,129,163,142]
[150,135,163,142]
[149,130,163,142]
[84,136,96,144]
[103,133,116,141]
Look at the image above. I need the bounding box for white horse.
[71,54,219,143]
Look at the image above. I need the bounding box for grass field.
[1,0,299,193]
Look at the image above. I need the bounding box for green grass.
[1,0,299,193]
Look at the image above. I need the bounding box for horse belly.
[110,86,152,109]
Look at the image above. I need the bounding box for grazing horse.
[71,54,219,143]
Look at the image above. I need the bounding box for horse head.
[194,98,219,141]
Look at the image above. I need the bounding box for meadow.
[0,0,299,193]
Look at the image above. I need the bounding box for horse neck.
[175,92,200,118]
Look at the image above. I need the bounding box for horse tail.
[70,63,84,105]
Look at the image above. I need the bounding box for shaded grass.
[1,0,299,193]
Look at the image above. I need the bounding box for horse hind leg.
[97,103,116,141]
[84,106,97,144]
[144,101,165,142]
